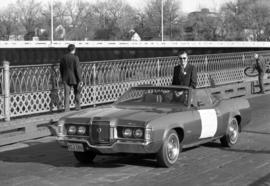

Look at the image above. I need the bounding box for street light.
[50,0,54,43]
[161,0,164,41]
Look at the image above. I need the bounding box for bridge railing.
[1,50,270,121]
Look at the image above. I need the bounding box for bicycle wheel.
[244,67,258,77]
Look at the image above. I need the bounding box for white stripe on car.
[198,109,218,139]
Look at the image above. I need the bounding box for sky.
[0,0,235,13]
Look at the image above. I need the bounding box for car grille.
[90,121,110,145]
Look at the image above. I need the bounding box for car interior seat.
[144,93,157,103]
[143,93,163,103]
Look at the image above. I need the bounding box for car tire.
[73,151,96,164]
[157,129,181,167]
[220,117,239,147]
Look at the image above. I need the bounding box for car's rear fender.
[219,98,251,131]
[227,111,242,132]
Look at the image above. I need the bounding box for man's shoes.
[258,91,265,94]
[75,107,81,111]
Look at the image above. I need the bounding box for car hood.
[65,105,174,123]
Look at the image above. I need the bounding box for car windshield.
[115,87,190,107]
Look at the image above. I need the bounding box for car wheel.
[73,151,96,164]
[157,129,181,167]
[220,117,239,147]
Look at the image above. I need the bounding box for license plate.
[67,143,84,152]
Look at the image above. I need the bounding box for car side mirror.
[190,103,197,108]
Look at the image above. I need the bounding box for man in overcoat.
[60,44,82,111]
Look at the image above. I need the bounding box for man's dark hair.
[67,44,75,52]
[178,50,188,56]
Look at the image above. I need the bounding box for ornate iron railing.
[3,50,270,118]
[8,53,246,93]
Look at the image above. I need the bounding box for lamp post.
[161,0,164,41]
[51,0,54,44]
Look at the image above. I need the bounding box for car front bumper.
[57,136,161,154]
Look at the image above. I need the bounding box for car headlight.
[122,128,132,138]
[134,129,143,138]
[77,126,86,135]
[68,125,77,135]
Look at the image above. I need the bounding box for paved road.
[0,95,269,186]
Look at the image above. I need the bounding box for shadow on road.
[249,173,270,186]
[243,130,270,135]
[203,142,270,154]
[0,141,157,168]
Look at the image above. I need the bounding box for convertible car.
[57,86,251,167]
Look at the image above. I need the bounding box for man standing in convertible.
[172,51,197,89]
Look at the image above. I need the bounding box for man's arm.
[172,66,178,85]
[59,58,64,79]
[74,56,82,83]
[251,62,257,73]
[190,65,197,89]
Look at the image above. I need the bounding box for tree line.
[0,0,269,41]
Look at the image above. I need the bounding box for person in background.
[60,44,82,111]
[172,51,197,89]
[129,29,141,41]
[253,53,266,94]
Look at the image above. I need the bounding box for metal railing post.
[205,56,208,72]
[204,56,210,87]
[157,59,160,85]
[242,54,245,68]
[93,64,96,108]
[3,61,10,121]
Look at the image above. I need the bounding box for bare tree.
[163,0,182,40]
[61,0,93,40]
[0,4,21,40]
[93,0,138,40]
[143,0,183,40]
[15,0,43,40]
[220,0,270,41]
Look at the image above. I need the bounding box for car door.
[193,89,223,140]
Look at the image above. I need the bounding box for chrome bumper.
[57,136,161,154]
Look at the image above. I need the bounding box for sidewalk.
[0,90,269,147]
[0,109,87,146]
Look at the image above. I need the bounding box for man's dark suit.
[60,53,82,111]
[60,53,81,85]
[172,64,197,89]
[254,56,266,93]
